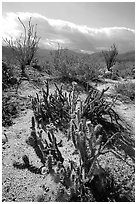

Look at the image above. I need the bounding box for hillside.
[2,46,135,64]
[35,48,136,64]
[117,51,135,62]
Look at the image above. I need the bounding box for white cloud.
[2,12,135,53]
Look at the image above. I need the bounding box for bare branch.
[102,44,118,71]
[3,17,40,76]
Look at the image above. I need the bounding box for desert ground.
[2,61,135,201]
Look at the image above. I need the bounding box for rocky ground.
[2,77,135,202]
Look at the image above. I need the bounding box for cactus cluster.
[26,116,64,174]
[81,87,121,129]
[31,80,79,131]
[69,116,105,174]
[55,159,95,201]
[31,81,133,174]
[13,81,134,201]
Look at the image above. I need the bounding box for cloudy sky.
[2,2,135,53]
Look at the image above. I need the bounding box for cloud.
[2,12,135,53]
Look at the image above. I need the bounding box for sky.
[2,2,135,53]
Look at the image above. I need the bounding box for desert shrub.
[50,46,79,78]
[2,61,17,90]
[31,58,43,72]
[49,46,101,83]
[37,194,45,202]
[2,92,30,127]
[102,44,118,71]
[3,17,40,77]
[41,60,53,75]
[2,94,19,126]
[111,72,120,80]
[103,70,112,79]
[115,82,135,101]
[112,62,135,79]
[75,61,101,82]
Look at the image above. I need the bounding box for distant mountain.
[88,50,135,63]
[36,48,135,63]
[36,48,88,59]
[117,51,135,62]
[2,46,135,64]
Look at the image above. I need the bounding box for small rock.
[2,198,6,202]
[12,197,16,201]
[21,108,25,111]
[2,133,8,145]
[72,150,79,155]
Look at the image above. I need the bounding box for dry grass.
[115,82,135,101]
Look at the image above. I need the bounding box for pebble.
[2,133,8,144]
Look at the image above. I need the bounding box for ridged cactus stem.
[86,121,93,139]
[71,123,77,148]
[94,124,103,138]
[80,100,83,114]
[46,79,49,97]
[77,109,81,124]
[79,121,83,132]
[38,130,43,139]
[47,150,53,172]
[36,93,39,102]
[31,117,35,130]
[47,131,53,143]
[64,91,67,99]
[31,117,37,141]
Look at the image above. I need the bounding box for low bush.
[2,61,17,90]
[115,82,135,101]
[112,62,135,79]
[111,72,120,80]
[48,48,101,83]
[2,92,30,127]
[2,94,19,126]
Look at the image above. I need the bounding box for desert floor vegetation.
[2,57,135,201]
[2,18,135,201]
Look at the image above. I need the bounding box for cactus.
[30,117,37,143]
[32,82,73,130]
[40,166,47,175]
[25,80,136,200]
[86,121,93,139]
[22,155,30,167]
[47,131,53,144]
[94,124,103,138]
[71,123,77,148]
[47,150,53,172]
[31,116,35,129]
